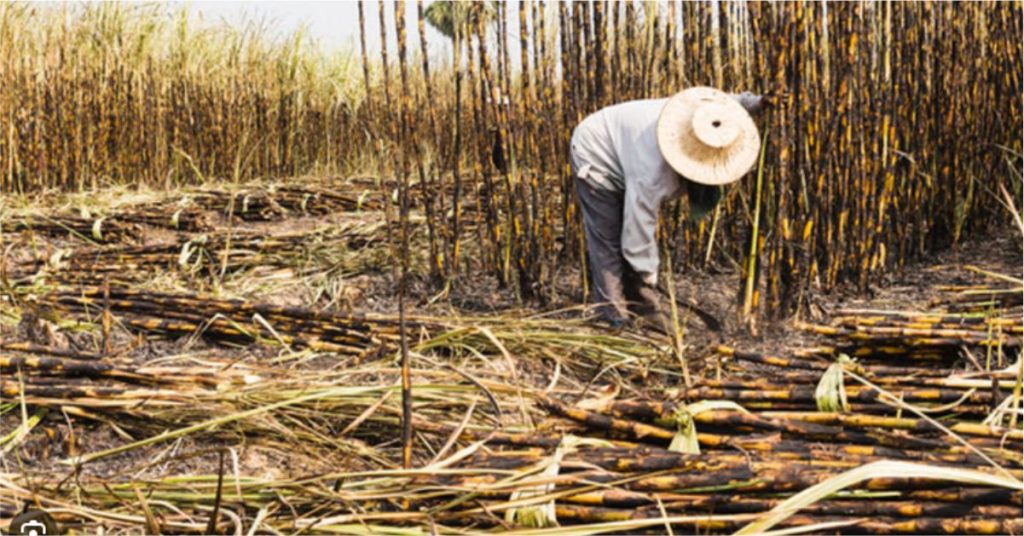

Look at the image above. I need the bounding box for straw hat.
[656,87,761,186]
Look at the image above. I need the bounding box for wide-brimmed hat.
[656,87,761,186]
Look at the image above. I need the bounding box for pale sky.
[178,1,481,59]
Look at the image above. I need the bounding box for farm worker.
[570,87,766,332]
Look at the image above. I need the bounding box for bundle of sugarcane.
[107,205,213,232]
[718,346,1020,390]
[35,286,417,355]
[556,486,1024,515]
[345,174,486,210]
[433,445,1021,488]
[832,310,1023,335]
[6,204,215,243]
[717,367,1020,399]
[930,284,1024,313]
[7,215,140,243]
[184,183,383,220]
[551,508,1022,535]
[10,223,384,286]
[717,346,951,375]
[794,320,1019,363]
[655,379,1003,418]
[6,454,1020,535]
[10,241,201,283]
[427,421,1017,470]
[407,440,1023,534]
[273,184,384,213]
[0,341,261,404]
[535,395,1022,468]
[712,345,1019,421]
[788,298,1023,371]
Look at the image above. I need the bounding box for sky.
[179,2,412,51]
[177,1,468,58]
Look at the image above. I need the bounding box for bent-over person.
[570,87,767,332]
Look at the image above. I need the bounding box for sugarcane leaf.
[505,435,613,528]
[816,354,862,413]
[668,415,699,454]
[735,460,1024,535]
[178,240,194,268]
[669,400,748,454]
[687,400,750,415]
[48,249,67,269]
[0,408,47,453]
[91,217,105,240]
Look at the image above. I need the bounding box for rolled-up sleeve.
[621,183,666,287]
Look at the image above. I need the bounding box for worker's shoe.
[636,310,675,336]
[588,309,630,331]
[622,280,674,335]
[633,285,664,313]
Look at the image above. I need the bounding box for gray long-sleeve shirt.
[570,93,761,287]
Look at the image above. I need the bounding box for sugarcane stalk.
[761,411,1024,440]
[552,506,1023,535]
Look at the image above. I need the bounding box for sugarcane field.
[1,1,1023,534]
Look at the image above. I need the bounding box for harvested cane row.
[2,179,389,246]
[445,285,1022,532]
[6,214,143,243]
[4,301,1022,533]
[422,442,1022,533]
[5,275,1022,533]
[183,181,383,220]
[5,206,213,243]
[8,223,386,285]
[4,354,1020,534]
[708,285,1023,420]
[0,343,538,483]
[36,286,416,356]
[483,412,1021,528]
[795,316,1021,364]
[4,448,1021,535]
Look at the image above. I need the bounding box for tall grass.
[0,3,365,191]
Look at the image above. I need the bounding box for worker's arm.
[621,180,670,287]
[731,91,767,115]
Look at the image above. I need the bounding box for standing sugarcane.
[372,1,398,276]
[424,1,468,284]
[5,1,1021,326]
[471,3,504,283]
[357,0,374,158]
[394,0,414,469]
[417,0,442,283]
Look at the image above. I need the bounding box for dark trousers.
[573,177,661,322]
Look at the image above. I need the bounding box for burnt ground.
[409,226,1022,363]
[0,180,1021,522]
